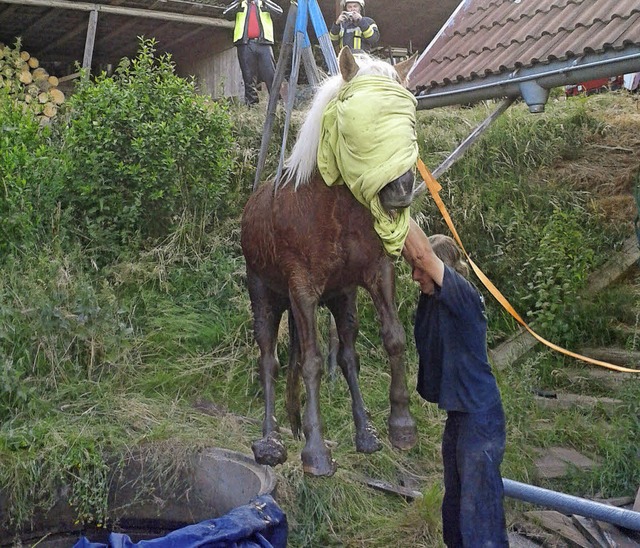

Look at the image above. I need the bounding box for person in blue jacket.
[403,220,509,547]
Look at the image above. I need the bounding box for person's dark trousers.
[237,41,276,105]
[441,403,508,547]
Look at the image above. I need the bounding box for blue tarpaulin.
[73,495,287,548]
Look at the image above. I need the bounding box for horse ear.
[338,47,359,82]
[394,51,419,86]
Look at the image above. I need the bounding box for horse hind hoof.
[252,434,288,467]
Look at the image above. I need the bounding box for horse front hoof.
[388,416,418,450]
[301,449,337,477]
[355,425,383,454]
[252,432,288,467]
[302,459,338,478]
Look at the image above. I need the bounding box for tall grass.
[0,91,638,545]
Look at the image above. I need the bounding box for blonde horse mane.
[283,54,402,189]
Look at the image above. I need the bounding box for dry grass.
[540,93,640,230]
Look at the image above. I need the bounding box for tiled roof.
[407,0,640,93]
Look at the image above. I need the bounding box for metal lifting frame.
[253,0,338,190]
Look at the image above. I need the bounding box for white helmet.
[341,0,365,8]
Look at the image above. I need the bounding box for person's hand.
[350,11,362,22]
[337,11,348,23]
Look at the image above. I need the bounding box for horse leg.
[365,261,418,450]
[289,291,336,476]
[285,309,302,439]
[326,313,339,381]
[246,269,288,467]
[326,290,382,454]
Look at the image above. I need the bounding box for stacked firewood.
[0,39,65,124]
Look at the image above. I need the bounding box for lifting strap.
[417,158,639,374]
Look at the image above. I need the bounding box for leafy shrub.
[0,89,60,259]
[0,249,138,422]
[519,209,595,342]
[415,100,610,339]
[59,38,234,262]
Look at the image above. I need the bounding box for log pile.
[0,38,65,124]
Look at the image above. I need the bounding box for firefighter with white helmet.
[330,0,379,53]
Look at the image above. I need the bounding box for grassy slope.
[1,91,639,547]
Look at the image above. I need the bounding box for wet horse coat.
[241,48,419,476]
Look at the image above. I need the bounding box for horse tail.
[285,309,303,440]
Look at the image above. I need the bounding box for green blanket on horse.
[317,75,419,256]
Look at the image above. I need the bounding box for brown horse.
[241,48,420,476]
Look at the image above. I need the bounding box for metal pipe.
[416,49,640,111]
[503,478,640,531]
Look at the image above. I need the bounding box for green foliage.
[520,209,595,343]
[634,168,640,243]
[0,248,138,423]
[59,38,235,261]
[0,89,60,258]
[0,422,110,528]
[0,79,638,545]
[415,99,613,340]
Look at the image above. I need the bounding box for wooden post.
[82,8,98,77]
[335,0,341,19]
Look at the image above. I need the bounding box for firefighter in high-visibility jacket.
[329,0,379,53]
[224,0,282,105]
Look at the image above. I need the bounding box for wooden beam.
[19,6,59,37]
[585,235,640,294]
[0,0,233,28]
[57,71,80,83]
[82,9,98,73]
[360,477,423,501]
[37,18,89,56]
[161,25,208,51]
[576,347,640,367]
[525,511,592,548]
[0,3,17,20]
[95,0,166,48]
[571,516,610,548]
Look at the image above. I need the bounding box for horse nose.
[379,170,424,211]
[397,170,415,185]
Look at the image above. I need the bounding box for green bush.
[0,89,60,259]
[415,100,610,339]
[0,248,138,423]
[520,208,595,343]
[59,39,235,262]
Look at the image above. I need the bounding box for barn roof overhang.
[0,0,233,76]
[3,0,232,26]
[416,46,640,112]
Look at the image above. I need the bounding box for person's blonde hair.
[428,235,470,278]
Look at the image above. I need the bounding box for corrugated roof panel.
[408,0,640,92]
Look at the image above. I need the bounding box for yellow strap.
[417,159,639,374]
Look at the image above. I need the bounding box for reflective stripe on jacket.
[233,1,275,44]
[329,17,379,52]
